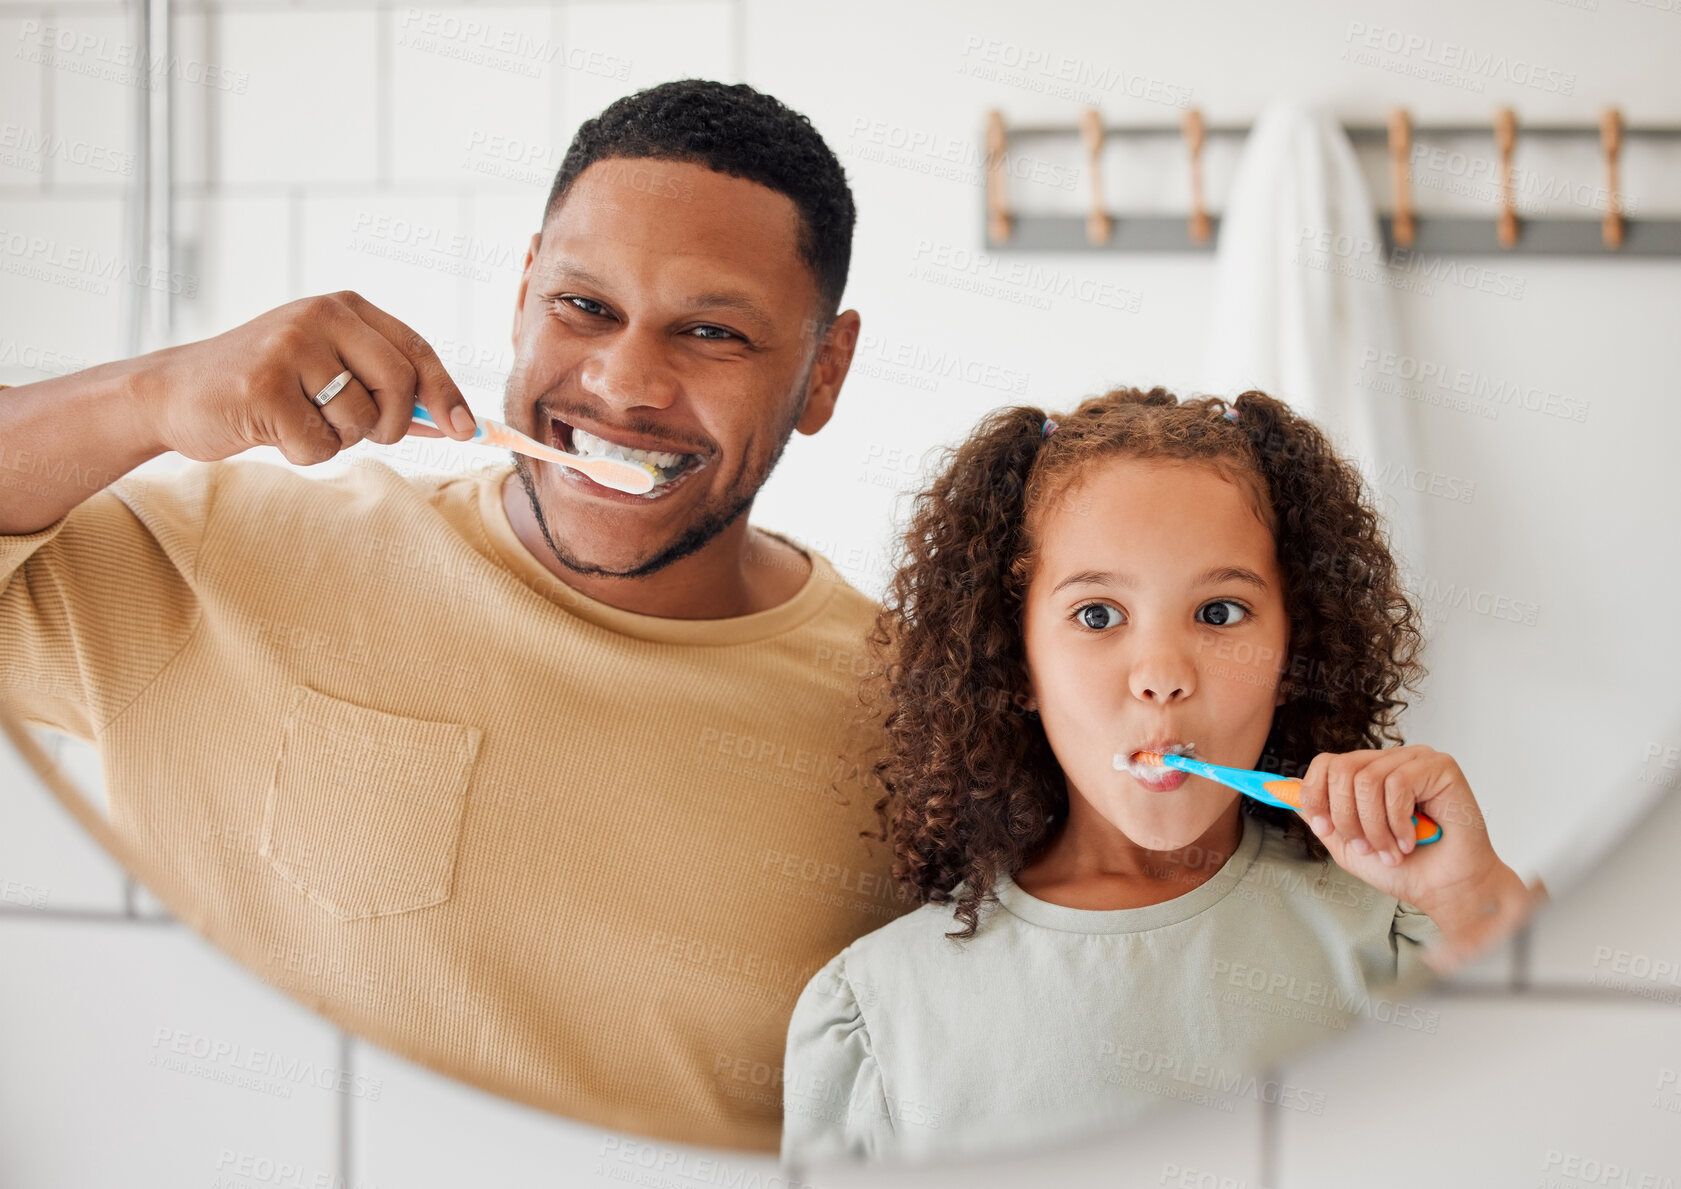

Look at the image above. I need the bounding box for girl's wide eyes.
[1197,600,1249,626]
[1074,602,1125,630]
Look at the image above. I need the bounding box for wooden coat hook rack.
[983,107,1681,255]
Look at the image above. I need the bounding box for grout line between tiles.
[39,4,55,190]
[377,0,392,186]
[338,1030,355,1183]
[730,0,744,82]
[0,905,178,923]
[287,183,302,293]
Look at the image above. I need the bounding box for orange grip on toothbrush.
[1259,778,1304,809]
[1263,779,1442,845]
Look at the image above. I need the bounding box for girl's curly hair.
[857,386,1427,940]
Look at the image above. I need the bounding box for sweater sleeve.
[1392,898,1444,977]
[780,949,893,1164]
[0,459,216,739]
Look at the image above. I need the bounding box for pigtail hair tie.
[1041,418,1059,437]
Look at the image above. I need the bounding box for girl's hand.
[1295,745,1536,951]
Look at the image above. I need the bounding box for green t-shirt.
[781,810,1443,1163]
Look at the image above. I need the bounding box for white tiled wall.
[3,0,1680,1184]
[0,914,347,1188]
[215,11,383,186]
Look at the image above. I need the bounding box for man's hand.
[146,291,478,466]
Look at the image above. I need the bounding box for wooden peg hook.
[1601,107,1624,250]
[985,110,1012,245]
[1080,108,1111,245]
[1387,109,1415,249]
[1493,107,1519,248]
[1183,108,1210,245]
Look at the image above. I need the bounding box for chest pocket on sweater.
[259,684,482,921]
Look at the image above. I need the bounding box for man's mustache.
[513,379,715,458]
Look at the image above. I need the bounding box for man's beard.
[511,454,754,579]
[509,371,811,581]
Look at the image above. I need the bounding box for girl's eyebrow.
[1197,565,1270,591]
[1051,569,1123,593]
[1050,565,1270,594]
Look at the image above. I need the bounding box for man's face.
[506,157,849,578]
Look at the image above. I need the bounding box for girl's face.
[1021,456,1290,853]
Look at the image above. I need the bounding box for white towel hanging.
[1202,99,1429,585]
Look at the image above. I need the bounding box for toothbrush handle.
[1265,778,1442,846]
[411,401,485,441]
[1152,753,1444,847]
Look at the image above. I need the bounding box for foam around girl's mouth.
[1113,741,1198,782]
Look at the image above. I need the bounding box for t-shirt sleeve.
[1,460,215,739]
[781,949,893,1163]
[1392,898,1444,977]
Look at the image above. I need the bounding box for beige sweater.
[0,443,912,1152]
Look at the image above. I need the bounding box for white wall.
[3,0,1680,1185]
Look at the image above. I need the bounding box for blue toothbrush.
[1122,750,1442,845]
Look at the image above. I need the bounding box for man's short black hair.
[544,79,854,319]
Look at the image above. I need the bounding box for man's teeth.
[571,425,690,471]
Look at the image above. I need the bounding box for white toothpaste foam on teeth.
[568,427,692,484]
[1113,742,1197,780]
